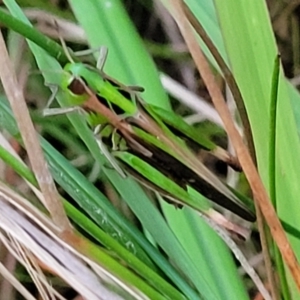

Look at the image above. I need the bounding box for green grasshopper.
[44,48,256,224]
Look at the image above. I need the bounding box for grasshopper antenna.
[53,20,74,63]
[54,19,108,71]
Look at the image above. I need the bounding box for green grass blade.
[0,8,69,64]
[69,1,254,298]
[0,95,194,299]
[213,0,300,296]
[0,141,187,299]
[114,150,210,210]
[68,0,170,110]
[1,2,213,298]
[162,204,250,300]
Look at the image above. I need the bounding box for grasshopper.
[44,49,255,223]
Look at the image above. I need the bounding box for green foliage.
[2,0,300,299]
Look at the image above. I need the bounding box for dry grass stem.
[0,30,71,232]
[169,0,300,291]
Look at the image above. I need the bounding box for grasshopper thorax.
[63,63,104,95]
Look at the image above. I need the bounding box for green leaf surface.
[213,0,300,296]
[68,0,171,110]
[2,1,218,298]
[114,150,210,211]
[1,0,269,298]
[147,104,216,150]
[0,95,190,300]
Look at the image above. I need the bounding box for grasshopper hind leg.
[42,83,86,117]
[93,124,127,178]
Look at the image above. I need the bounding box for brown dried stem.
[170,0,300,290]
[0,30,71,232]
[179,3,278,299]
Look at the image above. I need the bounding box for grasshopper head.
[61,63,90,105]
[63,63,102,93]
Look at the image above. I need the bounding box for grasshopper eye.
[67,77,87,96]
